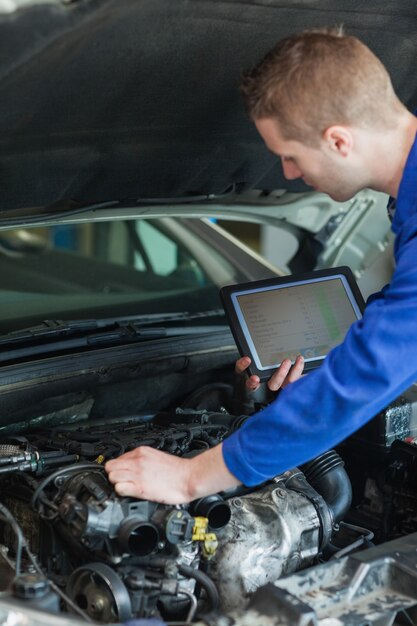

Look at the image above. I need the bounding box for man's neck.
[380,112,417,198]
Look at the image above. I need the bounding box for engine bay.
[0,409,334,622]
[0,345,417,625]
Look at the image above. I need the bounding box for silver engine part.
[208,480,321,611]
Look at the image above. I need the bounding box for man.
[106,28,417,504]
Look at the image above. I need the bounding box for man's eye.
[282,156,295,163]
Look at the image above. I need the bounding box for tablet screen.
[221,268,364,379]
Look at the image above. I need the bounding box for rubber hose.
[178,564,220,611]
[301,450,352,524]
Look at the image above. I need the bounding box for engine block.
[0,409,347,623]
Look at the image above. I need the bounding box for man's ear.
[323,126,353,157]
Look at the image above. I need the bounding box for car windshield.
[0,217,245,333]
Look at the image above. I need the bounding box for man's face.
[254,118,364,202]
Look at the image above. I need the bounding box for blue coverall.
[223,132,417,487]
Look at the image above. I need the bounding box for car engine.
[0,373,416,625]
[0,400,357,624]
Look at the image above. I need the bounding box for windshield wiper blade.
[0,310,227,362]
[0,319,101,346]
[0,309,226,347]
[0,322,168,363]
[109,309,226,326]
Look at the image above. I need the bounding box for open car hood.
[1,0,417,215]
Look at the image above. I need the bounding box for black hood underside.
[1,0,417,212]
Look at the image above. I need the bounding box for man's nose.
[281,159,302,180]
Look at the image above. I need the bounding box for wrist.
[186,444,241,502]
[185,455,206,502]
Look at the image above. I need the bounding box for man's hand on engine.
[105,443,240,504]
[235,354,304,393]
[105,357,304,504]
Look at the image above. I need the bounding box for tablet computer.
[220,267,365,381]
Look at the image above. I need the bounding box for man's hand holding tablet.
[235,354,305,392]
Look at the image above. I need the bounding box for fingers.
[235,356,261,391]
[105,446,192,504]
[267,358,292,391]
[245,374,261,392]
[235,356,251,374]
[235,354,304,394]
[106,468,137,484]
[105,446,153,479]
[267,355,304,392]
[105,453,147,499]
[105,446,144,469]
[285,355,304,384]
[113,481,145,499]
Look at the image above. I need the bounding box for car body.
[0,1,417,626]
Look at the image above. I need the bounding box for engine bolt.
[232,498,242,508]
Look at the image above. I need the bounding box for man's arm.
[223,234,417,487]
[106,355,305,503]
[105,443,239,504]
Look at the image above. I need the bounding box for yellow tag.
[192,516,208,541]
[192,517,218,558]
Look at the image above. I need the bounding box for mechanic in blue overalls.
[106,28,417,504]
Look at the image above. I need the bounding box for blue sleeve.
[222,228,417,486]
[365,283,390,305]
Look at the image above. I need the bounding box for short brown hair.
[240,28,402,146]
